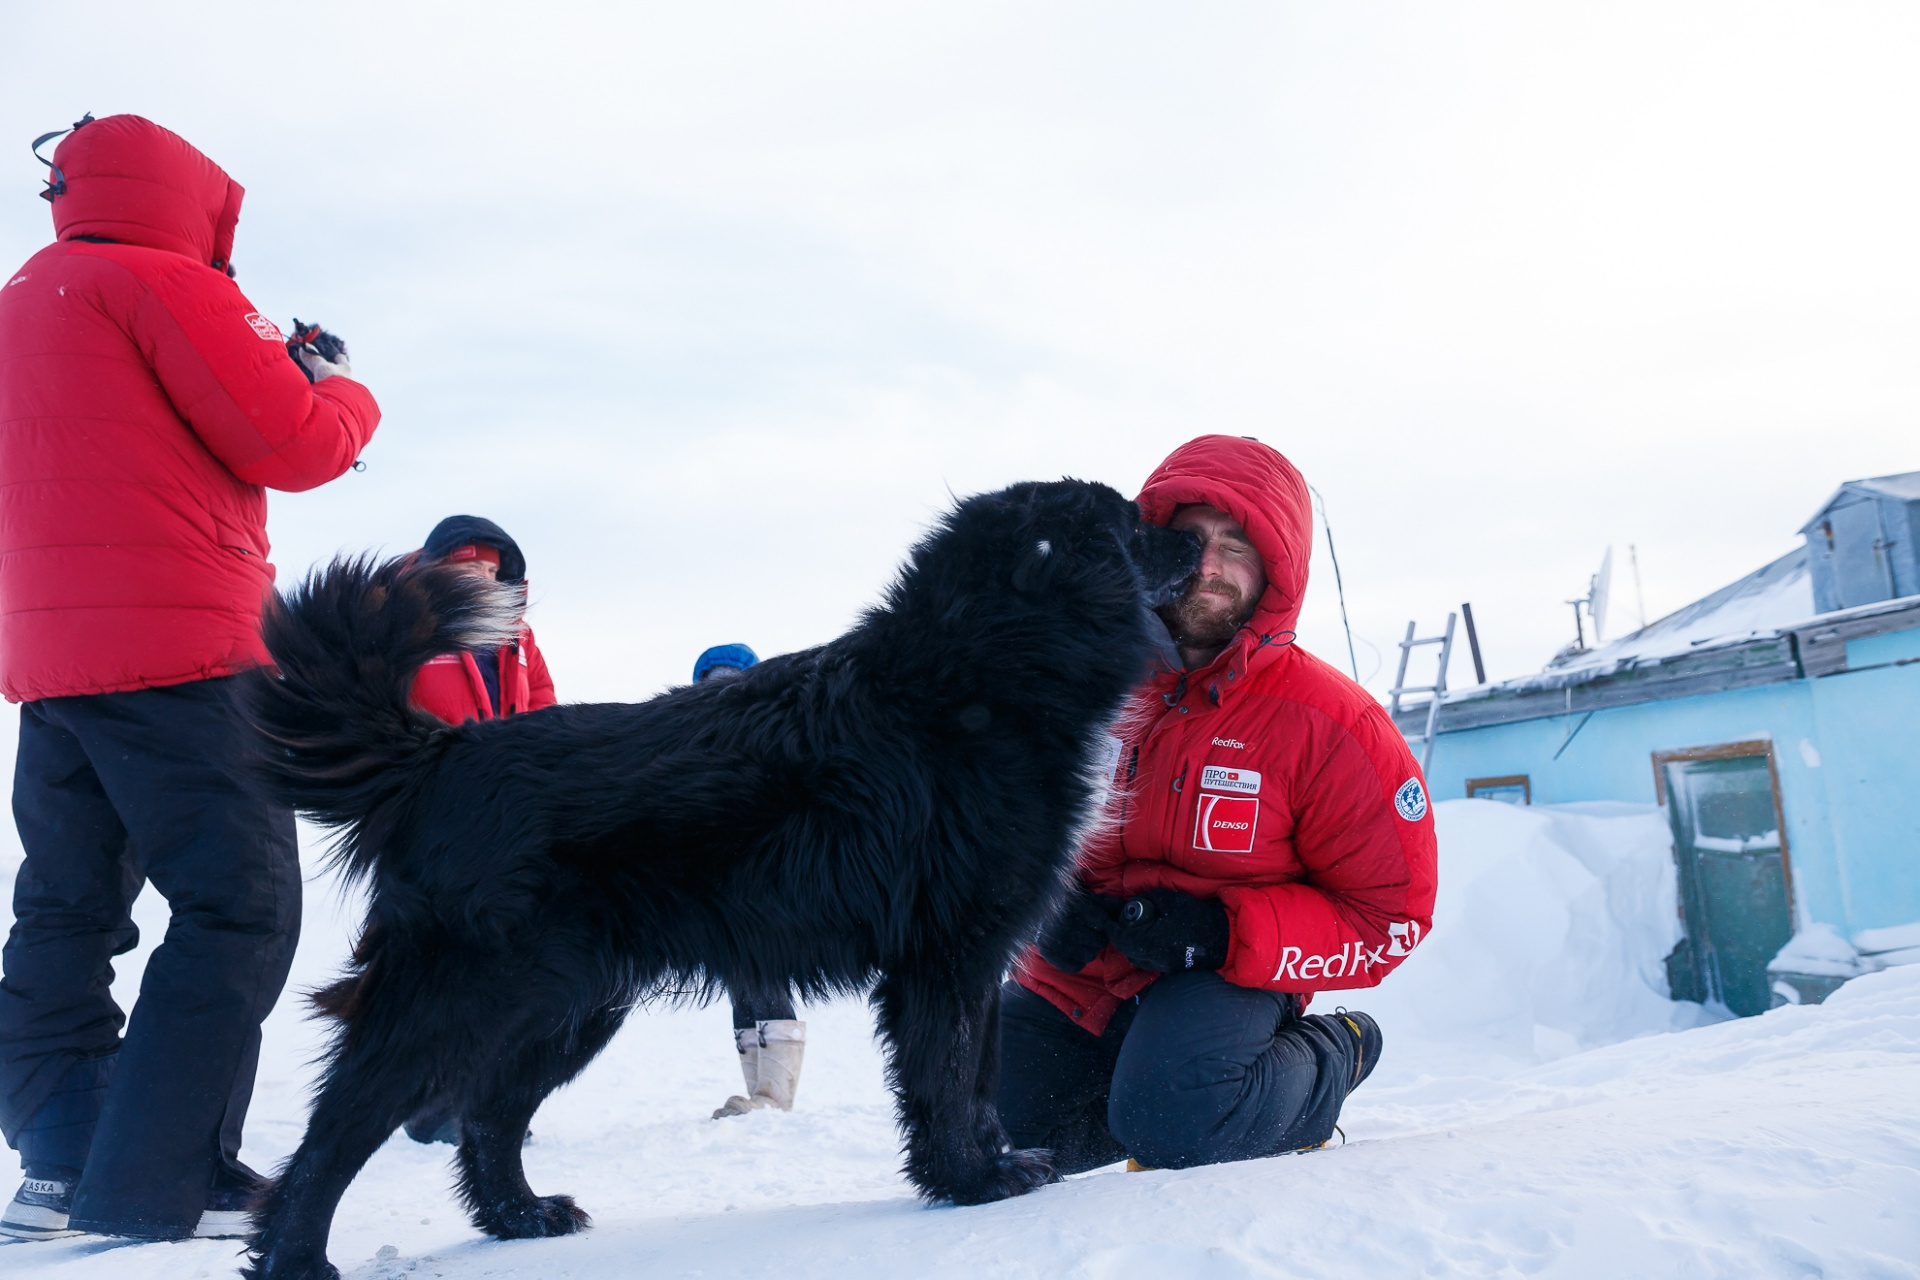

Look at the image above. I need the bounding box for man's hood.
[1136,434,1313,642]
[48,115,243,270]
[422,515,528,584]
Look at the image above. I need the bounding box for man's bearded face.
[1155,505,1267,653]
[1158,573,1256,650]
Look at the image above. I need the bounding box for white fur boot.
[712,1020,806,1118]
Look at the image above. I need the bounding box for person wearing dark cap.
[692,646,808,1119]
[409,516,556,726]
[396,517,556,1147]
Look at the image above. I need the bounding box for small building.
[1401,472,1920,1017]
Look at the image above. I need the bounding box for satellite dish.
[1589,546,1614,643]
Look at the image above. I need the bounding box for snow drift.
[6,802,1917,1278]
[1361,798,1717,1077]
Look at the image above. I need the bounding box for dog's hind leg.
[874,969,1057,1206]
[454,1002,629,1240]
[244,1044,432,1280]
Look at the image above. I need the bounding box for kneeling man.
[999,434,1438,1173]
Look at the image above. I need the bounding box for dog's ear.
[1011,537,1058,594]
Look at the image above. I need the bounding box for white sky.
[4,2,1917,702]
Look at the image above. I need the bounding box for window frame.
[1465,774,1532,805]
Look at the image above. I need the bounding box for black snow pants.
[0,678,299,1238]
[729,983,797,1029]
[996,971,1364,1175]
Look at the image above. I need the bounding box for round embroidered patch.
[1394,777,1428,822]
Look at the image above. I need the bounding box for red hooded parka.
[0,115,380,702]
[1016,436,1439,1035]
[411,629,557,725]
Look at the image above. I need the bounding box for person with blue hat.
[691,645,808,1119]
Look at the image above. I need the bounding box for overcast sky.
[3,2,1917,703]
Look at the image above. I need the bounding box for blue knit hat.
[694,643,759,682]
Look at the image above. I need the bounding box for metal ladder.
[1388,614,1456,772]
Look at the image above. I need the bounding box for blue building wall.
[1422,623,1920,935]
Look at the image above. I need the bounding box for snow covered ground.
[5,800,1919,1279]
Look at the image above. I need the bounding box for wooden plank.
[1793,600,1920,677]
[1394,637,1802,733]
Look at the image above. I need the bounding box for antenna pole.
[1568,599,1586,650]
[1629,544,1647,629]
[1461,602,1486,684]
[1308,484,1360,682]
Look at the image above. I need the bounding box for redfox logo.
[1272,921,1425,982]
[245,312,284,341]
[1211,737,1247,750]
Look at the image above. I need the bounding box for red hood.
[48,115,243,270]
[1136,434,1313,642]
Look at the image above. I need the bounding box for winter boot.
[712,1020,806,1117]
[0,1054,116,1240]
[0,1167,82,1241]
[1333,1008,1383,1089]
[192,1161,271,1239]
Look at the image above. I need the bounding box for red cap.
[445,544,502,567]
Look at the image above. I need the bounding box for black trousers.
[996,971,1362,1174]
[0,678,299,1237]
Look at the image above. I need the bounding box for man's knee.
[1105,972,1303,1169]
[1107,1050,1262,1169]
[145,799,299,933]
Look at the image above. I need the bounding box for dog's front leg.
[873,970,1056,1205]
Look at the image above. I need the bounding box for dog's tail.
[244,553,526,879]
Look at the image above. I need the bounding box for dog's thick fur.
[238,480,1199,1280]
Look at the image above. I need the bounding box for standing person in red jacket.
[406,516,555,729]
[998,435,1438,1174]
[0,115,380,1241]
[400,515,553,1148]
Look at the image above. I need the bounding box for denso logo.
[1273,922,1425,982]
[1211,737,1247,750]
[1193,795,1258,853]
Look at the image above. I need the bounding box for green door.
[1660,752,1794,1017]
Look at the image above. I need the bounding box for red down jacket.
[1016,435,1439,1035]
[0,114,380,702]
[411,628,557,725]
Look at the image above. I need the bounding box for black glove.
[286,319,352,383]
[1036,887,1123,973]
[1105,889,1230,973]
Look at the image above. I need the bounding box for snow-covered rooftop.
[1544,544,1813,676]
[1799,469,1920,532]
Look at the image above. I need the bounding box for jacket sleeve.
[127,255,379,491]
[523,628,557,709]
[1215,714,1438,994]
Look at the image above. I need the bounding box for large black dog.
[239,480,1199,1280]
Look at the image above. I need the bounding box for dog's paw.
[939,1147,1058,1206]
[480,1193,592,1239]
[240,1252,340,1280]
